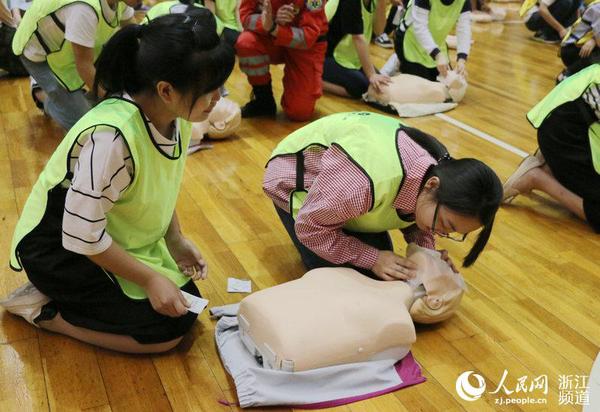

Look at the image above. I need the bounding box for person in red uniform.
[235,0,328,121]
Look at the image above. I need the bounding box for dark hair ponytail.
[403,126,503,267]
[94,10,235,110]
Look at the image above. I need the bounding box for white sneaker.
[374,33,393,48]
[0,282,50,327]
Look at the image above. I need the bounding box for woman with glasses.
[263,111,503,281]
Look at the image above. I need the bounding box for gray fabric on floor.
[212,304,420,408]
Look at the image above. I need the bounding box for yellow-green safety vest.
[527,65,600,174]
[401,0,465,69]
[13,0,126,91]
[215,0,241,31]
[330,0,375,70]
[10,97,193,299]
[269,112,415,233]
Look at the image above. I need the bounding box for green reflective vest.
[331,0,374,70]
[144,0,224,35]
[527,65,600,174]
[269,112,414,233]
[215,0,241,31]
[10,97,193,299]
[402,0,465,68]
[13,0,125,91]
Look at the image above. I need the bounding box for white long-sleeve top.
[403,0,471,60]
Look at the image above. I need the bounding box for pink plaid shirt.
[263,130,437,270]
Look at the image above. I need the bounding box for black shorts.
[16,186,200,344]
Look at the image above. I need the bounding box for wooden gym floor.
[0,4,598,411]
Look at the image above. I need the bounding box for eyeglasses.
[431,203,468,242]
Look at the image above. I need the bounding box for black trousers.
[538,98,600,231]
[274,205,393,278]
[322,56,370,98]
[525,0,578,39]
[560,44,600,77]
[222,27,241,48]
[0,25,28,76]
[393,29,438,82]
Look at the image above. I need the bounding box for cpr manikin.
[190,97,241,147]
[362,72,468,117]
[237,243,466,372]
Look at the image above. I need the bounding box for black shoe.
[532,32,560,44]
[241,84,276,118]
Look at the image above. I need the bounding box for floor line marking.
[435,112,530,158]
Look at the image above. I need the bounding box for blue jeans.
[20,56,93,130]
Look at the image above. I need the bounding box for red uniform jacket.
[239,0,328,49]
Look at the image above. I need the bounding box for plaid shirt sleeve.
[294,146,380,270]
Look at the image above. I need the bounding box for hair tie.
[438,152,453,163]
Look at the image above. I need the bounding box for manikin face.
[414,177,483,239]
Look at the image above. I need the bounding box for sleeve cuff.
[429,48,440,59]
[355,247,380,270]
[457,53,468,61]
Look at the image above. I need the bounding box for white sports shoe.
[0,282,50,327]
[374,33,393,48]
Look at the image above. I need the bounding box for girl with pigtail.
[2,11,235,353]
[264,112,503,280]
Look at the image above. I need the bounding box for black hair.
[403,126,503,267]
[179,0,204,10]
[94,10,235,113]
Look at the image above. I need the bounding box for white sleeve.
[121,5,134,21]
[587,6,600,37]
[456,11,472,57]
[63,4,98,48]
[412,5,439,55]
[541,0,557,6]
[62,128,133,255]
